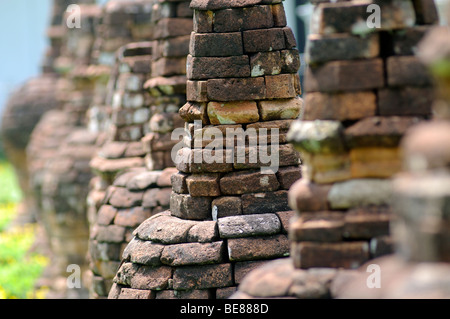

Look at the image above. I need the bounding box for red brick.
[207,101,260,124]
[378,87,434,117]
[291,241,370,269]
[187,55,250,80]
[220,170,279,195]
[154,18,193,39]
[243,28,286,53]
[190,32,243,57]
[387,56,433,87]
[303,91,377,121]
[193,10,214,32]
[186,173,221,197]
[213,5,274,32]
[265,74,297,99]
[186,80,208,102]
[271,3,287,27]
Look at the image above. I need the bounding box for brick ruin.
[232,0,443,299]
[0,0,94,224]
[106,0,303,300]
[87,0,192,299]
[27,3,102,299]
[0,0,448,300]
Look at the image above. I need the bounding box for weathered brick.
[412,0,439,25]
[289,212,345,243]
[170,193,212,220]
[129,265,173,290]
[344,116,421,148]
[227,234,289,261]
[212,197,242,220]
[187,55,250,80]
[343,206,391,240]
[265,74,297,99]
[173,263,233,290]
[220,170,279,195]
[378,87,434,117]
[190,32,243,57]
[186,173,221,196]
[350,147,402,179]
[97,205,118,226]
[193,10,214,32]
[190,0,283,11]
[291,241,370,269]
[288,179,331,212]
[213,5,274,32]
[154,18,194,39]
[152,35,191,59]
[281,49,301,73]
[96,225,126,243]
[152,57,187,77]
[207,77,266,101]
[119,288,153,299]
[108,187,143,208]
[134,214,196,244]
[180,102,208,126]
[306,33,379,65]
[114,207,152,228]
[303,91,377,121]
[207,101,260,124]
[271,3,287,27]
[218,214,281,238]
[250,51,282,77]
[387,56,433,87]
[186,81,208,102]
[241,190,290,215]
[187,221,219,243]
[258,97,303,121]
[243,28,286,53]
[161,241,225,266]
[305,59,384,93]
[314,0,415,35]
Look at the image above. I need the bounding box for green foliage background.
[0,161,48,299]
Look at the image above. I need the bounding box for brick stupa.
[88,0,192,298]
[232,0,440,299]
[108,0,303,299]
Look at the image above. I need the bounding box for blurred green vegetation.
[0,161,48,299]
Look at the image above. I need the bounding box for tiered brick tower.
[333,19,450,298]
[88,0,192,298]
[231,0,440,299]
[108,0,303,299]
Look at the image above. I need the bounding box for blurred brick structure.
[232,0,441,299]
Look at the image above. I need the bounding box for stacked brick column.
[88,0,192,298]
[25,4,103,299]
[286,0,438,270]
[108,0,303,300]
[333,20,450,298]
